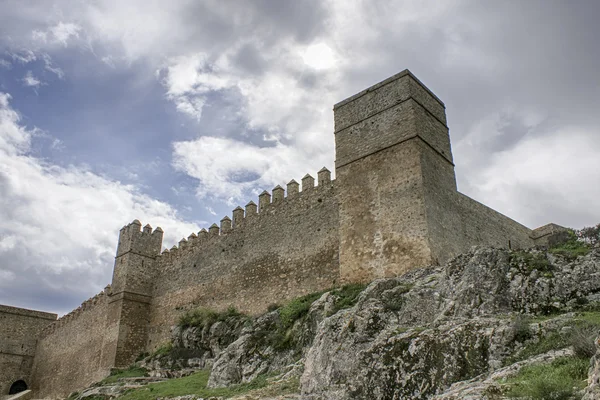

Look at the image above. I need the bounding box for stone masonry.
[0,305,56,399]
[0,70,563,399]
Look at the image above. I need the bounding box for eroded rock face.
[584,336,600,400]
[300,247,600,399]
[144,247,600,399]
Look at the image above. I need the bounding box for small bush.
[135,352,149,362]
[329,283,367,315]
[511,315,533,343]
[279,291,325,329]
[571,325,597,359]
[510,251,553,274]
[178,305,242,329]
[151,342,173,359]
[267,303,280,312]
[550,230,591,260]
[505,357,588,399]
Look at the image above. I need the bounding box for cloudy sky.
[0,0,599,315]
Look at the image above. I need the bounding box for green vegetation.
[101,366,148,385]
[151,342,173,359]
[269,283,367,351]
[504,331,566,366]
[505,311,600,365]
[278,291,326,329]
[578,223,600,247]
[511,315,533,343]
[276,283,367,329]
[510,250,553,274]
[178,305,243,329]
[117,370,284,400]
[328,283,367,315]
[504,357,588,399]
[550,230,591,260]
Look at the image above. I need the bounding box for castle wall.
[0,306,56,398]
[146,180,339,349]
[419,139,534,264]
[336,139,433,283]
[11,68,562,398]
[30,289,115,399]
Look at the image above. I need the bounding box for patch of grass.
[328,283,367,315]
[279,291,326,329]
[117,370,270,400]
[101,366,148,385]
[549,230,591,261]
[505,311,600,365]
[504,331,567,366]
[504,357,588,399]
[178,305,243,329]
[510,250,553,274]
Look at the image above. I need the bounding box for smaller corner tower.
[105,220,163,368]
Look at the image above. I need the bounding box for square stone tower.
[335,70,457,283]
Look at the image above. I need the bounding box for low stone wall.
[30,289,115,399]
[0,305,56,397]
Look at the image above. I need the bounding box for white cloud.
[50,22,81,46]
[22,70,43,88]
[42,53,65,78]
[32,22,81,47]
[0,93,199,311]
[0,59,10,68]
[172,136,329,206]
[10,50,37,63]
[457,124,600,229]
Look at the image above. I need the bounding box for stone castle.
[0,70,563,399]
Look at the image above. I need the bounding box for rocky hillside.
[73,242,600,400]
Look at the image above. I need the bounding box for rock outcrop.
[78,246,600,399]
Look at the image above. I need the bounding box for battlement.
[158,168,335,262]
[39,286,111,338]
[116,220,163,258]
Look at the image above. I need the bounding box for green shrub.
[151,342,173,359]
[510,250,553,274]
[505,357,588,399]
[550,230,591,260]
[178,305,242,329]
[328,283,367,315]
[570,324,597,359]
[279,292,325,329]
[511,315,533,343]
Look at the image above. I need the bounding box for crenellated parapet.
[156,167,335,265]
[39,285,112,338]
[117,220,163,258]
